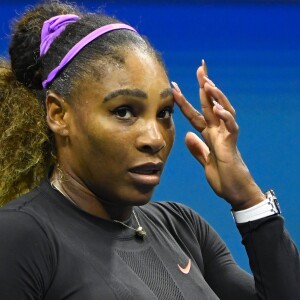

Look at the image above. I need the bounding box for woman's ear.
[46,91,70,137]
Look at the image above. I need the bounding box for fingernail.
[171,81,182,94]
[212,99,224,110]
[202,59,208,76]
[203,76,216,87]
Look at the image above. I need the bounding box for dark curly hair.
[0,0,163,205]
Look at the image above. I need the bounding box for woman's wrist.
[228,183,266,211]
[231,190,281,223]
[231,195,266,211]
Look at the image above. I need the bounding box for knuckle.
[189,110,202,122]
[189,111,206,132]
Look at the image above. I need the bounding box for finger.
[185,131,210,167]
[212,101,239,135]
[197,65,220,127]
[203,78,236,118]
[202,59,208,77]
[172,82,207,132]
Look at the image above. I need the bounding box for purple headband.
[40,14,80,57]
[40,15,137,88]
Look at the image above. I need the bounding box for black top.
[0,179,299,299]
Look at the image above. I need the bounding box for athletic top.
[0,179,299,299]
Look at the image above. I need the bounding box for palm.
[202,127,239,197]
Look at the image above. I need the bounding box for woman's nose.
[136,120,166,154]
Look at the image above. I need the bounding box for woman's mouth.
[128,162,163,186]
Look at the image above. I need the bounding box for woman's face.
[63,49,175,207]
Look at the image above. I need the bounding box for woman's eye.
[158,107,174,119]
[113,107,134,119]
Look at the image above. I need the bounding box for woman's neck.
[50,165,132,221]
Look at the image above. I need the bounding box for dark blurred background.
[1,0,300,273]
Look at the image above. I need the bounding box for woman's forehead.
[73,65,170,106]
[79,51,167,90]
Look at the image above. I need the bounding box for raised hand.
[172,60,265,210]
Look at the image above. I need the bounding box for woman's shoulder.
[0,179,57,238]
[141,200,202,218]
[1,184,47,231]
[139,201,227,258]
[0,185,57,297]
[139,200,211,234]
[0,181,58,262]
[1,183,42,209]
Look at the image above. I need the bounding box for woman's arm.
[172,61,300,298]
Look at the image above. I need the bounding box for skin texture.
[47,49,175,221]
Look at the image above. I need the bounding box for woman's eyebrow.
[103,87,173,102]
[103,88,147,102]
[160,88,173,98]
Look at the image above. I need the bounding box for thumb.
[185,132,210,167]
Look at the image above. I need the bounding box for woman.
[0,1,299,299]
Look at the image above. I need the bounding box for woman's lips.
[128,162,163,186]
